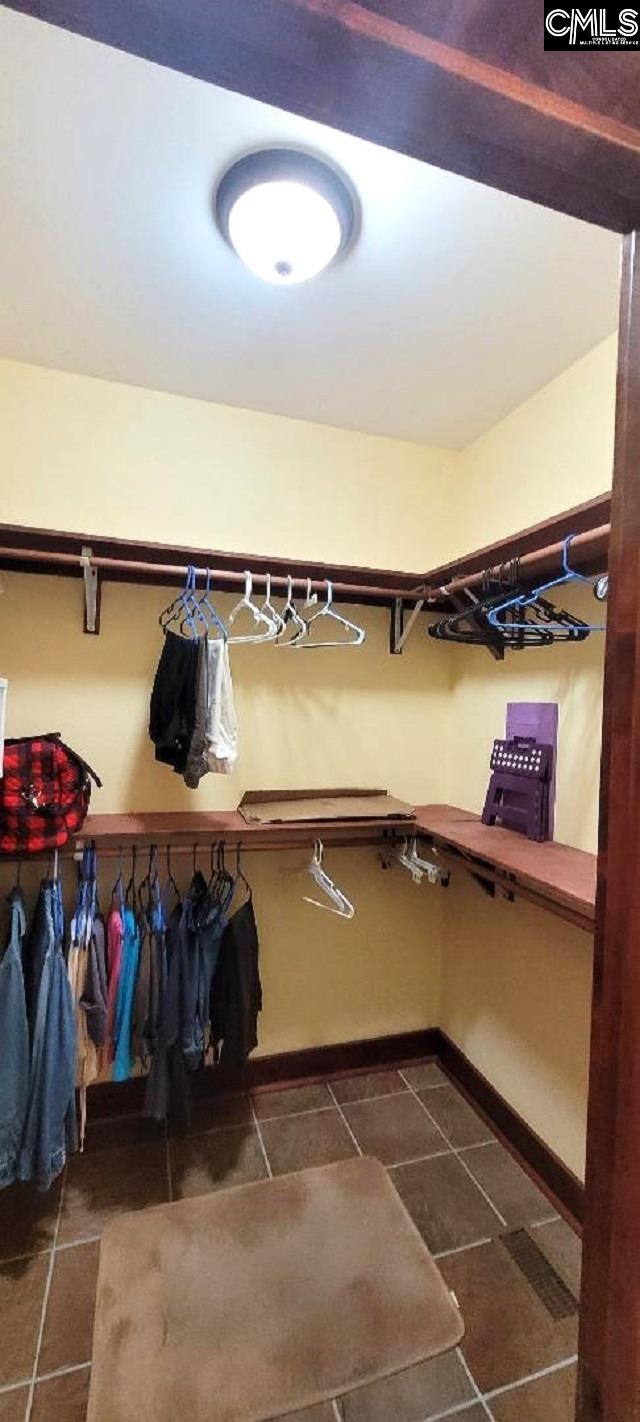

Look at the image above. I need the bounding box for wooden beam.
[6,0,640,231]
[578,232,640,1422]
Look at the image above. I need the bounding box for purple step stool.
[482,735,553,841]
[506,702,558,840]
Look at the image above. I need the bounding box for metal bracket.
[448,587,505,661]
[390,596,425,654]
[80,546,101,635]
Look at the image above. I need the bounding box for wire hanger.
[277,575,309,645]
[164,844,180,905]
[112,847,125,910]
[210,841,234,908]
[292,581,366,649]
[234,841,252,901]
[228,571,279,644]
[138,844,159,915]
[124,841,136,910]
[303,839,355,919]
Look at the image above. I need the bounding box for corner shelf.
[78,809,414,854]
[415,804,596,933]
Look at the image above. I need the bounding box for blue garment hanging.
[19,879,76,1191]
[0,889,29,1190]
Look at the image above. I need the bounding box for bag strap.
[5,732,103,789]
[55,737,103,789]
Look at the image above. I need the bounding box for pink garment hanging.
[106,903,124,1061]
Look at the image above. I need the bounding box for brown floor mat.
[88,1156,463,1422]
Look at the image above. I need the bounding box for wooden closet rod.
[0,544,419,606]
[6,834,389,862]
[431,522,609,601]
[0,528,609,601]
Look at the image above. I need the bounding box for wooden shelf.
[415,805,596,933]
[79,810,415,853]
[78,805,596,932]
[421,493,610,593]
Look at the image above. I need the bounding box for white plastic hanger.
[391,836,424,883]
[406,836,446,885]
[292,581,366,649]
[277,575,309,645]
[261,573,285,637]
[388,836,447,886]
[304,577,318,608]
[227,571,279,644]
[303,839,355,919]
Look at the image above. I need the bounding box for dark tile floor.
[0,1063,581,1421]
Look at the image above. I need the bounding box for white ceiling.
[0,9,621,449]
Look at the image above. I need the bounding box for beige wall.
[0,339,617,1172]
[0,359,454,1056]
[439,333,616,1179]
[450,334,617,558]
[0,359,457,570]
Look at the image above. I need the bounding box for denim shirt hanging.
[173,872,229,1071]
[0,889,29,1190]
[19,879,77,1191]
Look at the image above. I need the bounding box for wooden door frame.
[577,229,640,1422]
[4,3,640,1415]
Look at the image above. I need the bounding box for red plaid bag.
[0,734,102,856]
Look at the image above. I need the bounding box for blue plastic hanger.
[196,568,227,640]
[160,566,204,639]
[486,535,606,635]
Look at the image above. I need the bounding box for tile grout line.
[0,1246,50,1268]
[421,1397,492,1422]
[450,1152,508,1232]
[325,1086,410,1106]
[484,1353,579,1401]
[433,1236,493,1261]
[250,1100,273,1179]
[0,1378,32,1399]
[326,1084,363,1156]
[456,1348,496,1422]
[24,1169,67,1422]
[457,1138,504,1152]
[388,1149,452,1170]
[252,1104,336,1126]
[35,1361,91,1386]
[399,1071,509,1230]
[54,1234,101,1253]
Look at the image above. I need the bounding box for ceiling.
[0,10,621,449]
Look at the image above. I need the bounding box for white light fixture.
[215,149,357,285]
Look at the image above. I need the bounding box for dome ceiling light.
[215,149,357,286]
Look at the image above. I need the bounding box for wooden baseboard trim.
[434,1030,584,1231]
[87,1028,441,1120]
[87,1025,584,1231]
